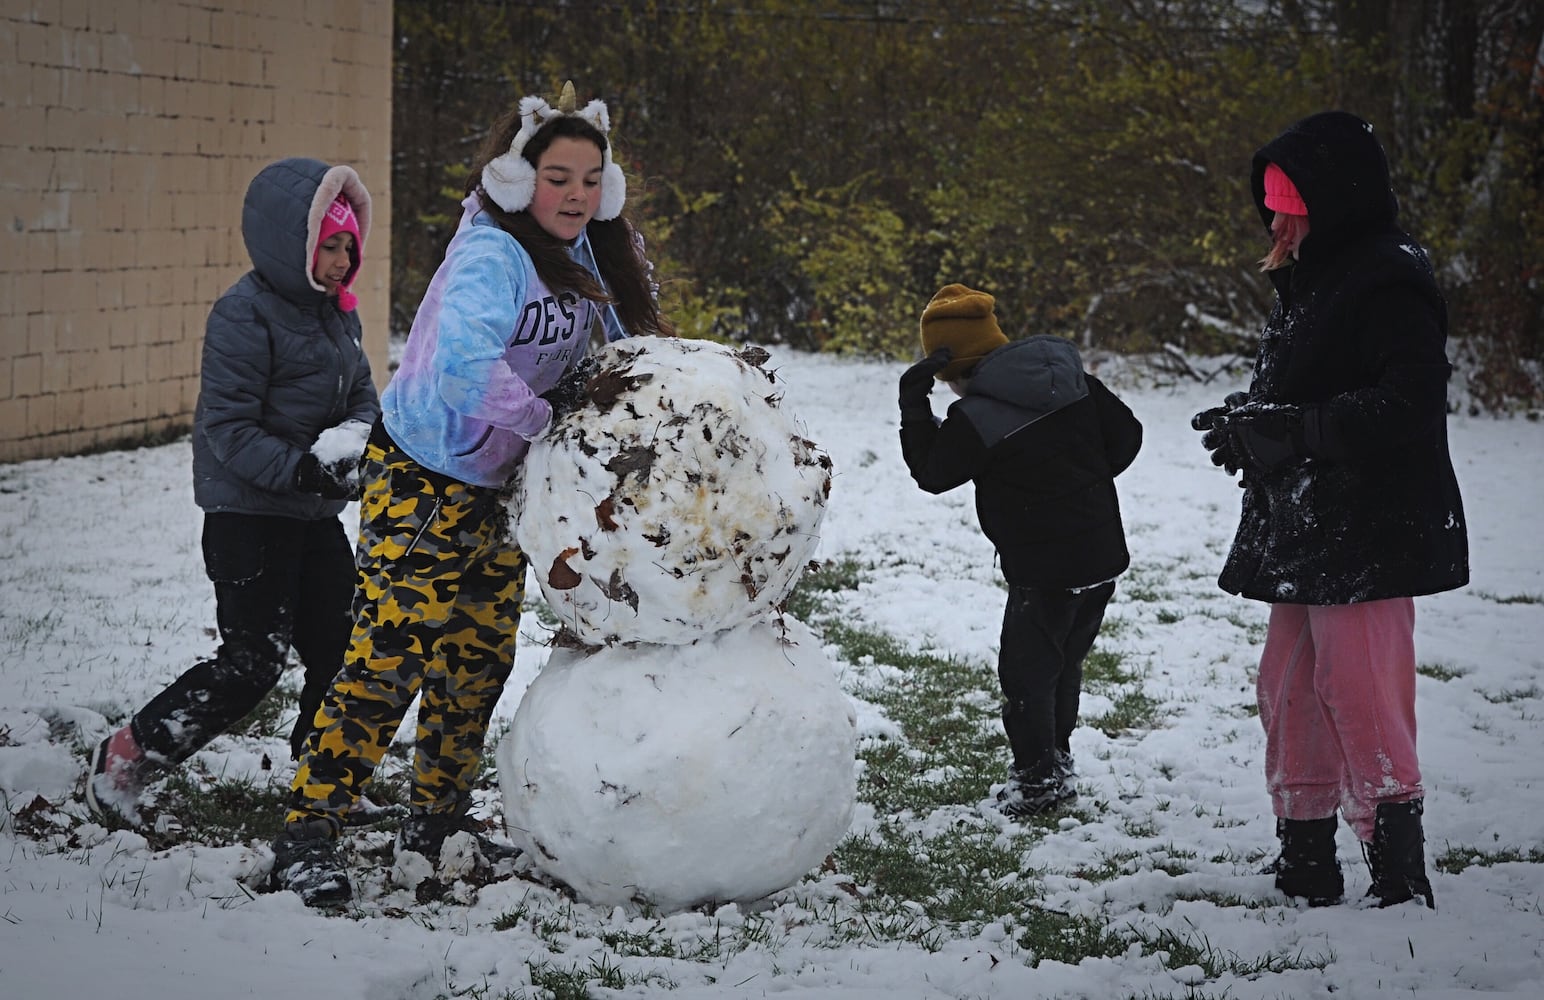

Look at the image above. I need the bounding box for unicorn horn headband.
[482,80,626,222]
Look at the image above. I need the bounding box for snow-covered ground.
[2,347,1541,999]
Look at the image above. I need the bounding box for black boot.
[270,817,352,908]
[1363,799,1435,910]
[1263,817,1344,905]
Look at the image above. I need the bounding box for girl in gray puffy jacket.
[86,158,380,826]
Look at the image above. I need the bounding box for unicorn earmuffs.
[481,80,626,222]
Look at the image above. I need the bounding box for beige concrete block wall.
[0,0,392,463]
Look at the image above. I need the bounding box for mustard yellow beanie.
[919,283,1008,381]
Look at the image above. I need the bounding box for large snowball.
[496,618,857,911]
[515,338,833,646]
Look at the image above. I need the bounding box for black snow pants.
[130,512,355,763]
[997,580,1116,779]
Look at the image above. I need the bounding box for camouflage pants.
[286,430,527,828]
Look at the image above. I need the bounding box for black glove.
[898,348,952,413]
[295,452,356,500]
[1201,423,1244,476]
[1228,404,1306,472]
[541,358,600,422]
[1190,390,1251,432]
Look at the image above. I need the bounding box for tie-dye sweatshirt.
[383,195,625,487]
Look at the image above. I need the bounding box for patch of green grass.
[1072,849,1144,884]
[1170,889,1267,910]
[600,924,679,958]
[784,556,868,619]
[1416,662,1468,682]
[156,769,292,844]
[1129,924,1332,977]
[816,617,1008,813]
[524,955,669,998]
[1084,646,1139,687]
[835,819,1042,927]
[1017,905,1127,966]
[1435,844,1544,874]
[1086,688,1164,736]
[1481,684,1541,704]
[1476,590,1544,605]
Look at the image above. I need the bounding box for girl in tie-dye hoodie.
[271,82,673,907]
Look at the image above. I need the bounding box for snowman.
[498,337,856,911]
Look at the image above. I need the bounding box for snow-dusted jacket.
[901,335,1143,589]
[382,195,625,488]
[192,158,379,518]
[1219,110,1468,604]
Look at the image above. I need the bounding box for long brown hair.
[1258,213,1310,272]
[466,110,674,337]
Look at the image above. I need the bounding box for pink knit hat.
[1263,162,1306,216]
[315,194,362,311]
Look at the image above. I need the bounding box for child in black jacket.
[898,284,1142,818]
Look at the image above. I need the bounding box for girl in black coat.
[1195,111,1468,910]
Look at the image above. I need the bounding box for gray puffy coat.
[192,158,380,518]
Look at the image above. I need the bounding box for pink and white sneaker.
[85,726,152,825]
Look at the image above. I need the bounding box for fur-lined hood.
[241,157,372,304]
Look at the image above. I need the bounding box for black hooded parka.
[1218,111,1468,605]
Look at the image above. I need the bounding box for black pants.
[131,512,356,763]
[997,580,1116,779]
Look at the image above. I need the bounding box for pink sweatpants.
[1256,598,1423,842]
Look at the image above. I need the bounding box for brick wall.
[0,0,392,462]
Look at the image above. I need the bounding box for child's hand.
[1228,404,1306,472]
[295,452,357,500]
[898,348,953,407]
[540,357,601,423]
[1190,390,1250,431]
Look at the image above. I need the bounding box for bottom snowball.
[496,618,856,911]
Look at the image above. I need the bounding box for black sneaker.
[396,810,521,865]
[270,818,352,908]
[996,768,1077,819]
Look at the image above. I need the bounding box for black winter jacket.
[901,335,1143,589]
[192,158,380,518]
[1218,111,1468,604]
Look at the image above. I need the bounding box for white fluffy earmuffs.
[482,80,627,222]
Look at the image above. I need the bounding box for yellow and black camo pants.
[286,429,527,829]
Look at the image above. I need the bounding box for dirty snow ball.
[496,618,856,911]
[515,338,832,646]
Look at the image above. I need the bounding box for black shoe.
[396,810,521,865]
[270,818,352,908]
[1263,817,1344,906]
[1363,799,1435,910]
[996,768,1076,819]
